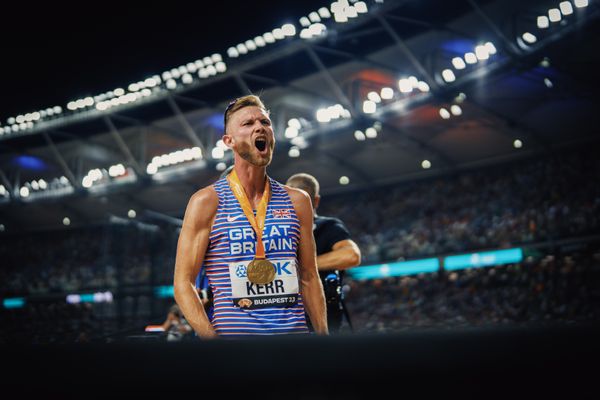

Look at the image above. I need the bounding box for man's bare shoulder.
[283,185,311,205]
[184,185,219,223]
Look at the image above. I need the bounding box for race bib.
[229,258,299,309]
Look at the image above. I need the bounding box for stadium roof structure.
[0,0,599,233]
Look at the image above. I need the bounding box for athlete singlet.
[202,176,309,336]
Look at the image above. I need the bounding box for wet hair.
[223,95,268,133]
[286,173,319,203]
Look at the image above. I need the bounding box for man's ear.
[223,134,234,148]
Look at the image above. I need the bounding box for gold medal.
[247,258,276,285]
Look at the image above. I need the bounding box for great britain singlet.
[201,176,309,336]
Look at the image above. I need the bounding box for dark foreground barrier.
[4,322,599,398]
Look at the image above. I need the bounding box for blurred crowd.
[345,244,600,333]
[319,148,600,264]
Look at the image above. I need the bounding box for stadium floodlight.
[380,87,394,100]
[522,32,537,44]
[475,45,490,60]
[245,40,257,51]
[282,23,296,36]
[146,163,158,175]
[300,29,312,39]
[365,127,377,139]
[178,65,188,75]
[38,179,47,190]
[368,91,381,103]
[288,118,302,130]
[363,100,376,114]
[346,6,358,18]
[206,65,217,76]
[211,147,224,160]
[355,1,368,13]
[544,78,553,88]
[170,68,181,79]
[418,81,430,92]
[228,47,239,58]
[182,73,193,84]
[442,69,456,83]
[7,117,15,124]
[19,186,29,198]
[354,130,366,141]
[285,126,299,139]
[464,52,477,64]
[236,43,248,55]
[273,28,285,40]
[0,185,5,196]
[309,11,321,22]
[452,57,466,69]
[574,0,588,8]
[63,217,70,226]
[114,88,125,96]
[128,209,136,219]
[194,59,204,69]
[537,15,550,29]
[263,32,276,43]
[421,160,431,169]
[548,8,561,22]
[288,146,300,158]
[254,36,266,47]
[67,101,77,111]
[339,176,350,185]
[559,1,574,15]
[186,62,197,73]
[166,79,177,89]
[31,180,39,190]
[316,108,332,122]
[439,108,451,119]
[290,136,308,149]
[215,62,227,73]
[398,78,413,93]
[513,139,523,148]
[540,57,551,68]
[318,7,332,18]
[203,56,213,65]
[211,54,222,63]
[300,17,311,27]
[450,105,462,116]
[216,162,227,171]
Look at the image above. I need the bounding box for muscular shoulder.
[283,185,313,220]
[184,185,219,226]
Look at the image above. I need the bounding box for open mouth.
[255,137,267,152]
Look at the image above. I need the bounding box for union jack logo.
[272,209,291,219]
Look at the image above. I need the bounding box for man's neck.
[233,163,267,207]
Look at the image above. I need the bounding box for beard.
[237,140,274,167]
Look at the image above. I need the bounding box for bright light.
[513,139,523,148]
[182,73,193,84]
[522,32,537,44]
[254,36,266,47]
[560,1,574,16]
[450,105,462,116]
[439,108,451,119]
[537,15,550,29]
[574,0,589,8]
[166,79,177,89]
[273,28,285,40]
[263,32,275,43]
[398,78,413,93]
[421,160,431,169]
[216,162,227,171]
[318,7,332,18]
[368,91,381,103]
[380,87,394,100]
[362,100,376,114]
[354,130,366,141]
[236,43,248,55]
[418,81,430,92]
[227,47,239,58]
[19,187,29,197]
[464,52,477,64]
[215,62,227,73]
[211,147,224,159]
[245,40,257,51]
[31,180,39,190]
[316,108,331,123]
[309,11,320,22]
[339,176,350,185]
[146,163,157,175]
[127,209,136,219]
[452,57,466,69]
[365,127,377,139]
[544,78,553,88]
[114,88,125,96]
[63,217,70,226]
[288,118,301,130]
[548,8,562,22]
[300,17,310,27]
[475,45,490,60]
[355,2,368,13]
[285,126,299,139]
[442,69,456,83]
[288,146,300,158]
[191,147,202,159]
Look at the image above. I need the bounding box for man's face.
[224,106,275,167]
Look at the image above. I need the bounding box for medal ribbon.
[227,169,271,259]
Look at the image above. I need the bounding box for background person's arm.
[287,187,328,335]
[173,187,219,339]
[317,239,361,271]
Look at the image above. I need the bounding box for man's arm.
[173,187,219,339]
[317,239,361,271]
[286,187,329,335]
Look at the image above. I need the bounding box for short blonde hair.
[286,173,320,203]
[224,95,268,132]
